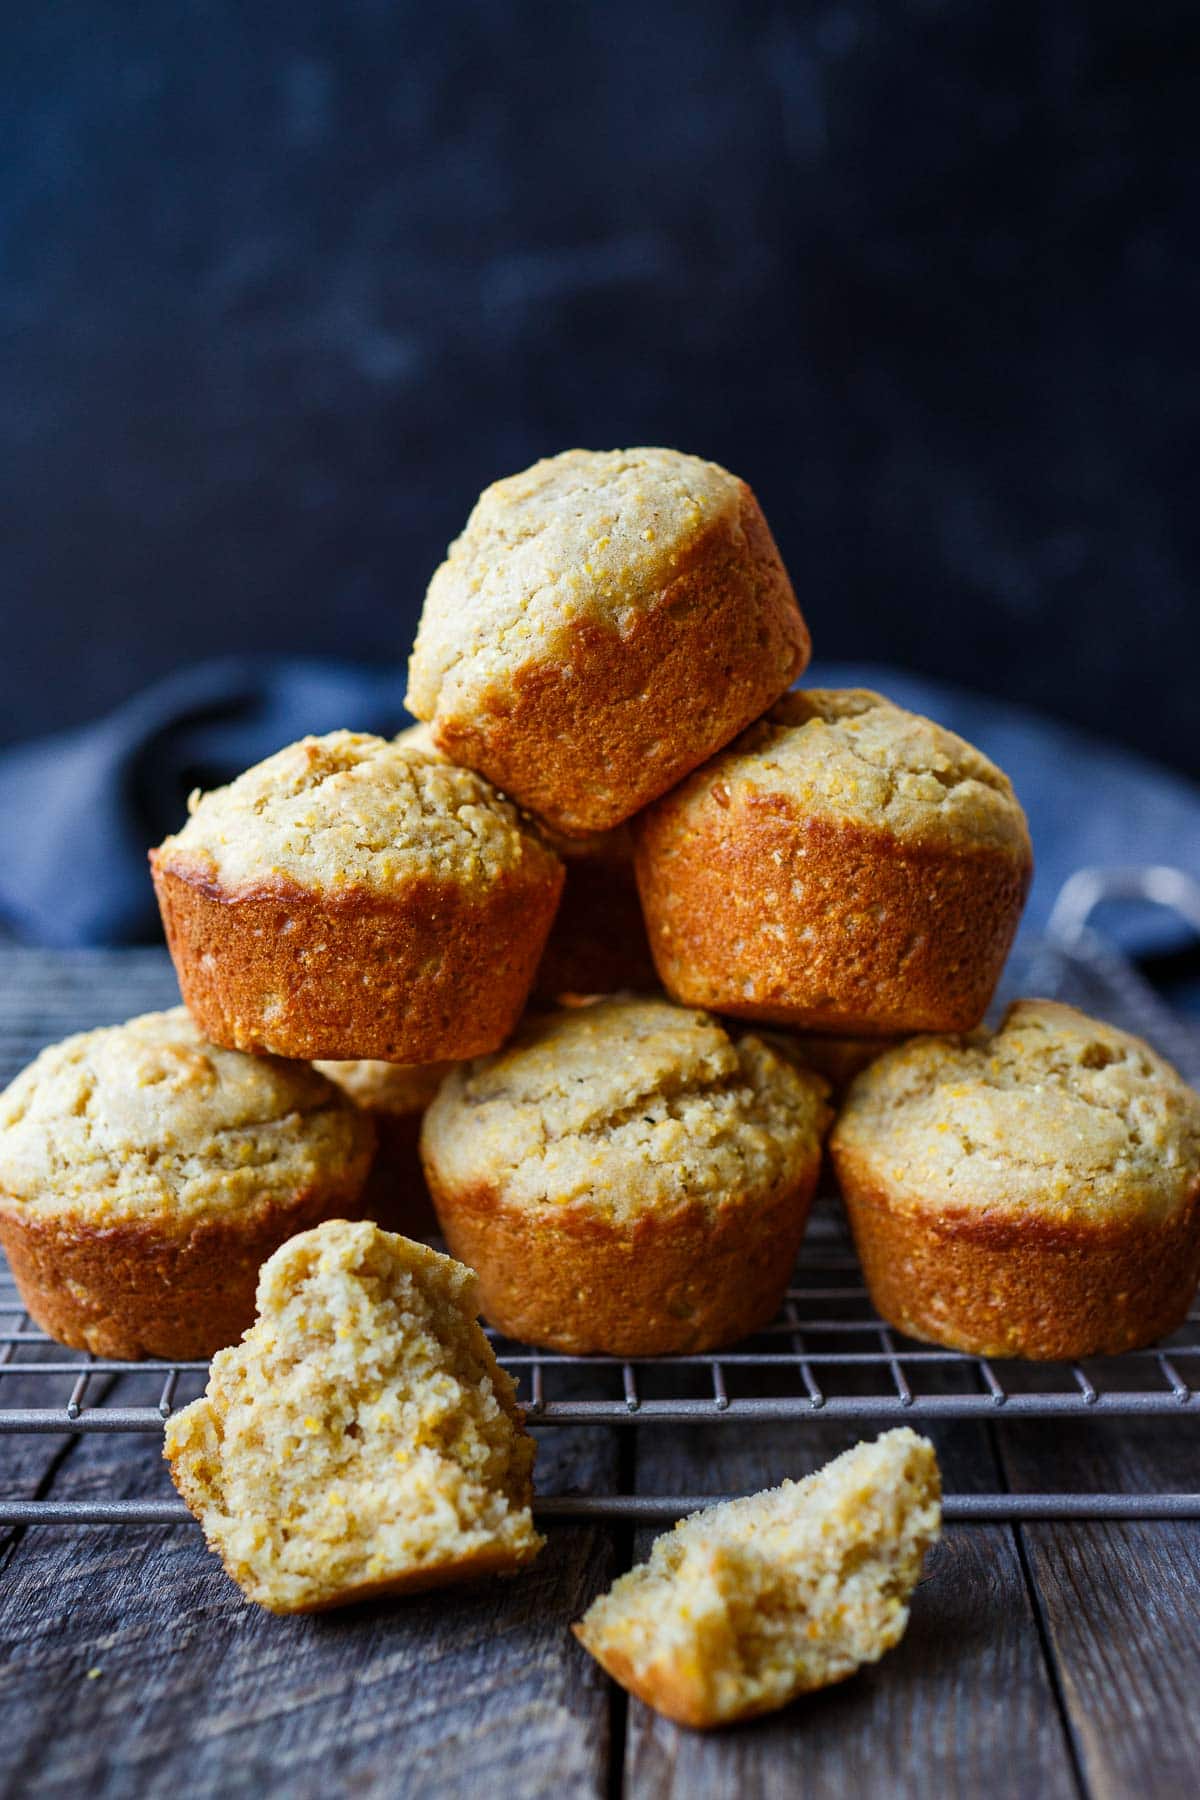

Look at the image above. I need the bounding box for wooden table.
[2,950,1198,1800]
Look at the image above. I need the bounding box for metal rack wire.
[3,868,1200,1525]
[4,1233,1200,1524]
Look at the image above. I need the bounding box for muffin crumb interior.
[575,1429,941,1726]
[164,1220,541,1612]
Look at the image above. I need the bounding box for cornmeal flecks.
[722,689,1031,856]
[833,999,1200,1224]
[165,1220,542,1614]
[157,731,559,896]
[0,1008,372,1224]
[407,448,746,720]
[422,996,830,1223]
[575,1430,941,1728]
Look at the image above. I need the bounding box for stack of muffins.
[3,445,1200,1374]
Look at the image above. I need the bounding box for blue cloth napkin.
[0,655,1197,962]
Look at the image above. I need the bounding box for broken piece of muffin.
[573,1429,940,1728]
[164,1218,542,1613]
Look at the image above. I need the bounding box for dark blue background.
[2,2,1196,772]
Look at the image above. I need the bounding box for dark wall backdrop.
[3,1,1196,773]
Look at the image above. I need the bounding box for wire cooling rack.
[2,867,1200,1526]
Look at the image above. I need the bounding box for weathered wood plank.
[619,1419,1080,1799]
[997,1417,1200,1800]
[0,1400,619,1800]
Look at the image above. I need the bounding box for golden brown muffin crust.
[151,734,564,1062]
[635,811,1030,1035]
[633,689,1032,1034]
[0,1185,365,1360]
[153,859,563,1063]
[833,1151,1200,1359]
[831,1001,1200,1358]
[423,1163,823,1357]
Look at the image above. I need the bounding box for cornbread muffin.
[421,997,831,1355]
[633,688,1032,1034]
[832,1000,1200,1358]
[0,1009,374,1358]
[315,1058,451,1236]
[395,721,656,999]
[406,448,811,835]
[151,731,564,1061]
[574,1429,941,1728]
[165,1220,542,1613]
